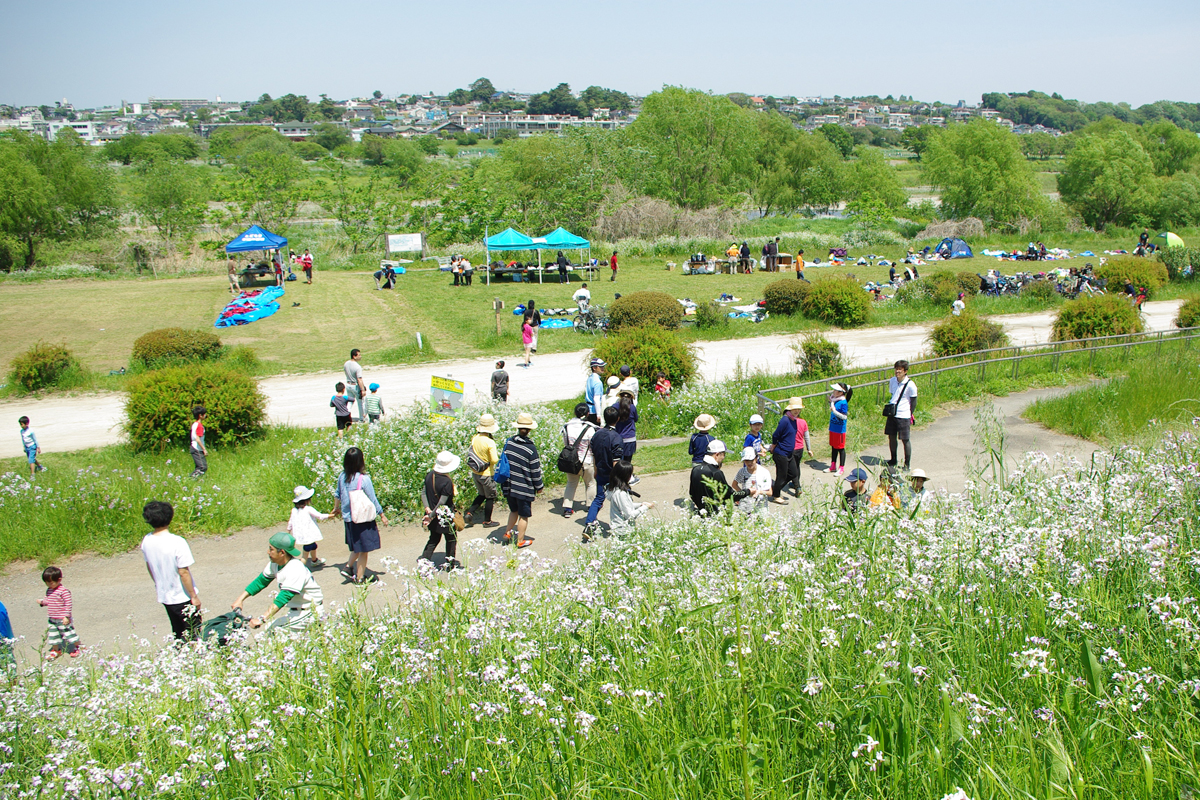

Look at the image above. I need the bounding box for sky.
[3,0,1198,109]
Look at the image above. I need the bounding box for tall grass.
[4,427,1200,798]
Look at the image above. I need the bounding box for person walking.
[738,241,752,273]
[365,383,385,424]
[301,249,314,284]
[288,485,330,567]
[769,237,780,272]
[420,451,462,569]
[231,532,323,632]
[491,361,509,403]
[140,501,202,642]
[828,383,852,474]
[272,250,284,287]
[585,358,607,422]
[189,405,208,479]
[556,251,569,284]
[227,254,241,297]
[18,416,44,477]
[609,251,618,282]
[767,397,804,505]
[562,403,597,518]
[465,413,501,528]
[331,383,353,438]
[521,316,533,368]
[332,447,389,584]
[38,567,81,659]
[615,390,638,462]
[795,250,808,282]
[501,413,544,548]
[582,406,623,542]
[343,349,367,422]
[885,360,918,470]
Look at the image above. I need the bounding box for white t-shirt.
[888,376,918,418]
[288,506,328,546]
[734,465,772,512]
[343,359,364,390]
[952,299,965,316]
[573,287,591,306]
[265,559,323,611]
[141,531,197,605]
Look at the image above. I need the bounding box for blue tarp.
[484,227,534,251]
[935,237,973,259]
[215,286,284,327]
[225,225,288,253]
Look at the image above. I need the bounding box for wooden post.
[494,298,504,336]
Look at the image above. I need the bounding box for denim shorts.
[25,447,37,464]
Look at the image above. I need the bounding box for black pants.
[164,601,202,641]
[771,450,794,498]
[421,522,457,563]
[788,448,805,493]
[468,494,495,523]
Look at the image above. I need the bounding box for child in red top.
[653,372,672,401]
[38,566,81,659]
[521,320,533,368]
[609,251,618,282]
[190,405,208,478]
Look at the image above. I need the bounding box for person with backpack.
[501,413,544,549]
[582,406,623,542]
[464,413,501,528]
[560,403,597,518]
[689,414,717,464]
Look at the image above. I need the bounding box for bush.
[7,342,81,392]
[1176,297,1200,329]
[1051,295,1144,342]
[1096,257,1168,298]
[131,328,224,370]
[693,301,730,331]
[763,279,811,316]
[797,332,844,377]
[894,278,935,305]
[607,291,684,332]
[1020,278,1061,304]
[1160,247,1200,281]
[590,326,697,385]
[801,278,872,327]
[928,312,1010,357]
[955,271,980,296]
[125,364,267,452]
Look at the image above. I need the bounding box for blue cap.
[369,383,379,391]
[844,468,869,483]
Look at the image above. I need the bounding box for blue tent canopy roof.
[225,225,288,253]
[935,237,973,259]
[539,227,590,248]
[484,227,535,250]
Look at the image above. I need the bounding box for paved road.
[0,385,1100,660]
[0,301,1181,458]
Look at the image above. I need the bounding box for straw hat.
[292,485,315,503]
[433,450,461,474]
[693,414,717,431]
[910,468,928,480]
[476,413,499,434]
[513,412,538,430]
[785,396,805,411]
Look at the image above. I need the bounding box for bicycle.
[572,305,608,335]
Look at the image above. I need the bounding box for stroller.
[202,609,250,645]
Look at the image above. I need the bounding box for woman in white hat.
[465,413,501,528]
[502,413,544,548]
[288,485,331,568]
[420,450,462,568]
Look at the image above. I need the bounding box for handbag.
[464,442,488,474]
[493,442,511,483]
[347,474,377,523]
[556,422,592,475]
[882,379,910,418]
[453,511,465,532]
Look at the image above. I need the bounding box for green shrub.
[955,271,980,296]
[125,364,267,452]
[925,271,970,307]
[1052,295,1144,342]
[928,312,1010,357]
[1160,246,1200,281]
[763,279,811,316]
[7,342,81,392]
[131,327,224,370]
[223,345,262,373]
[607,291,684,332]
[797,332,844,377]
[1096,257,1168,298]
[1176,297,1200,329]
[801,277,872,327]
[693,301,730,331]
[590,326,697,385]
[1020,278,1061,304]
[894,278,935,305]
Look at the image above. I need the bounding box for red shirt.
[43,585,72,619]
[302,254,313,268]
[610,255,618,270]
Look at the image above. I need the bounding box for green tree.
[923,119,1045,224]
[899,125,937,159]
[195,107,212,123]
[415,135,441,156]
[208,126,288,159]
[274,94,311,122]
[316,95,343,121]
[753,132,843,214]
[1137,120,1200,176]
[1155,172,1200,228]
[526,83,584,117]
[1019,131,1057,160]
[132,159,208,240]
[320,161,398,253]
[469,78,496,102]
[580,86,632,114]
[447,89,470,106]
[498,130,607,233]
[843,148,907,209]
[628,87,759,209]
[311,122,350,152]
[372,90,383,100]
[220,149,304,233]
[816,123,854,158]
[1057,130,1156,228]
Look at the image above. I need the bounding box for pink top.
[522,323,533,345]
[794,417,809,450]
[42,585,72,619]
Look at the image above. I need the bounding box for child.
[689,414,717,464]
[491,361,509,403]
[608,460,654,535]
[828,383,852,475]
[869,469,902,511]
[732,446,772,515]
[790,409,812,494]
[521,318,533,368]
[609,250,618,282]
[39,566,81,659]
[18,416,44,477]
[365,383,385,424]
[189,405,208,479]
[331,382,353,437]
[141,501,202,641]
[744,414,765,463]
[653,372,672,402]
[289,485,330,567]
[231,532,323,632]
[842,468,869,514]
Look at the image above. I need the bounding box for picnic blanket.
[215,286,284,328]
[540,318,573,329]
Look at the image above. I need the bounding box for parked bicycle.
[573,305,608,335]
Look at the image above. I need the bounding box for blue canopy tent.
[483,227,535,285]
[935,237,973,259]
[527,227,592,282]
[225,225,288,253]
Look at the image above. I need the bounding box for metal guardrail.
[756,326,1200,414]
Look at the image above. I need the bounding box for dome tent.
[935,237,973,259]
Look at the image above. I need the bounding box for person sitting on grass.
[231,532,323,632]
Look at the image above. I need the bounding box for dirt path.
[0,385,1100,659]
[0,301,1181,459]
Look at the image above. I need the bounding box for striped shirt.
[502,434,544,500]
[43,585,72,619]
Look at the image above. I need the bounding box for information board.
[430,375,464,418]
[387,233,424,254]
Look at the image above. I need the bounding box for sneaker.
[482,520,500,528]
[339,566,355,579]
[769,496,789,505]
[69,648,83,658]
[463,511,474,526]
[828,464,837,473]
[355,574,378,585]
[563,508,574,517]
[582,523,598,543]
[838,466,845,475]
[630,476,641,485]
[501,530,514,545]
[310,558,327,567]
[45,651,60,661]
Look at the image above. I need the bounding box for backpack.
[492,442,511,483]
[464,441,488,474]
[556,422,592,475]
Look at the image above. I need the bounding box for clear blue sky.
[3,0,1197,108]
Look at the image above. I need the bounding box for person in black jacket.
[738,241,752,273]
[688,440,747,516]
[556,251,569,283]
[583,406,623,542]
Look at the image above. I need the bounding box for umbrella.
[1156,232,1186,248]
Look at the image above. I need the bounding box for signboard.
[430,375,464,418]
[387,233,424,254]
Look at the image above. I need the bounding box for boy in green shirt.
[365,383,385,424]
[231,532,323,632]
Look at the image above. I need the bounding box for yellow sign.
[430,375,464,418]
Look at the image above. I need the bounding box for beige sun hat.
[433,450,461,474]
[476,413,499,434]
[910,468,928,480]
[513,412,538,430]
[785,396,805,411]
[693,414,717,432]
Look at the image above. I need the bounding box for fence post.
[1088,344,1095,371]
[1012,348,1020,380]
[758,395,766,417]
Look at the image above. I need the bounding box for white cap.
[707,439,727,455]
[749,414,764,424]
[741,446,757,461]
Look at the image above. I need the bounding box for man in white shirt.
[343,348,366,422]
[231,532,323,632]
[572,283,591,312]
[617,364,639,404]
[885,360,919,470]
[140,501,202,642]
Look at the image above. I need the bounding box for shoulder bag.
[882,379,910,418]
[348,474,378,524]
[492,441,511,484]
